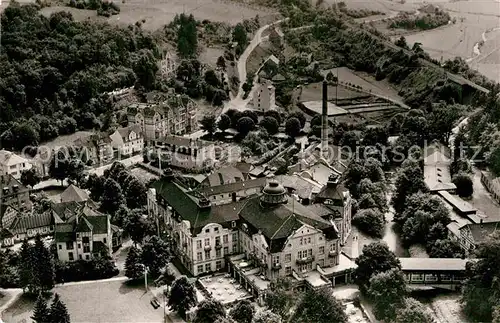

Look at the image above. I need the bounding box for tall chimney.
[321,80,328,159]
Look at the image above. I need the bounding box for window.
[103,238,107,244]
[205,229,210,233]
[68,252,74,261]
[307,237,311,244]
[197,265,203,273]
[231,221,236,228]
[214,227,219,233]
[223,235,228,243]
[83,246,90,253]
[77,233,80,238]
[58,245,62,250]
[85,255,90,260]
[197,252,203,261]
[79,255,82,260]
[285,254,291,263]
[216,249,222,258]
[215,236,221,245]
[318,259,324,267]
[82,237,90,244]
[205,250,211,260]
[232,244,237,253]
[205,263,211,272]
[197,240,202,249]
[319,246,325,255]
[307,249,312,257]
[300,238,303,245]
[223,247,229,255]
[272,255,280,264]
[285,266,291,275]
[66,242,74,250]
[411,274,424,282]
[204,238,210,246]
[216,260,222,270]
[297,251,302,259]
[232,232,237,242]
[78,244,81,249]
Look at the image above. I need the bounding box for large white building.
[127,94,198,142]
[148,171,354,301]
[0,149,33,179]
[153,136,215,171]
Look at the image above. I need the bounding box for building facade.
[109,125,144,157]
[148,173,351,284]
[127,94,198,141]
[153,136,215,171]
[0,174,32,228]
[0,211,54,247]
[53,201,113,262]
[0,150,33,179]
[253,80,275,112]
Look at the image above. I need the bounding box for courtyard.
[1,280,164,323]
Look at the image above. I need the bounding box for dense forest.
[0,3,160,149]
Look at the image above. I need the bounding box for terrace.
[198,275,252,305]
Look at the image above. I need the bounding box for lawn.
[41,0,276,31]
[2,280,164,323]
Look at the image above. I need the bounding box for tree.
[32,294,50,323]
[232,23,248,54]
[462,231,500,322]
[354,242,401,293]
[20,168,41,187]
[285,117,301,137]
[229,300,255,323]
[33,235,55,293]
[216,56,226,70]
[200,115,217,136]
[125,246,143,279]
[427,102,462,143]
[452,172,473,198]
[292,287,347,323]
[194,299,226,323]
[394,298,435,323]
[141,235,170,278]
[176,13,198,58]
[368,269,407,321]
[123,209,155,245]
[100,178,125,215]
[50,293,71,323]
[218,114,231,132]
[125,178,147,209]
[85,173,105,201]
[260,116,279,135]
[264,110,282,124]
[236,117,255,136]
[288,111,305,128]
[168,276,197,318]
[489,147,500,177]
[204,70,220,87]
[352,208,385,238]
[391,161,427,214]
[427,239,463,258]
[265,278,296,319]
[19,239,34,293]
[252,310,281,323]
[340,130,360,151]
[395,36,409,50]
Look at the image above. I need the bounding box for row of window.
[197,260,223,274]
[196,244,238,261]
[196,233,238,249]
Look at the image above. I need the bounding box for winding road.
[221,18,289,115]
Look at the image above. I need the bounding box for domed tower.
[261,180,287,206]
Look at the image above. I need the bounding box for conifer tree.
[33,235,55,293]
[19,239,34,293]
[125,246,143,279]
[50,293,71,323]
[32,294,50,323]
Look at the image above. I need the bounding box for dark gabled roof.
[197,177,267,196]
[0,174,29,200]
[153,179,247,235]
[235,162,252,175]
[316,182,348,202]
[0,228,14,239]
[200,166,244,187]
[76,217,93,233]
[55,231,75,242]
[87,215,108,234]
[60,185,89,203]
[239,196,338,253]
[8,212,54,231]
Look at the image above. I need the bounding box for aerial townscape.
[1,0,500,322]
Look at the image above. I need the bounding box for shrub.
[55,257,119,283]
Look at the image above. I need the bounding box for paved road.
[221,18,289,115]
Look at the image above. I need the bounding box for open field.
[1,280,163,323]
[40,0,276,30]
[199,46,225,68]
